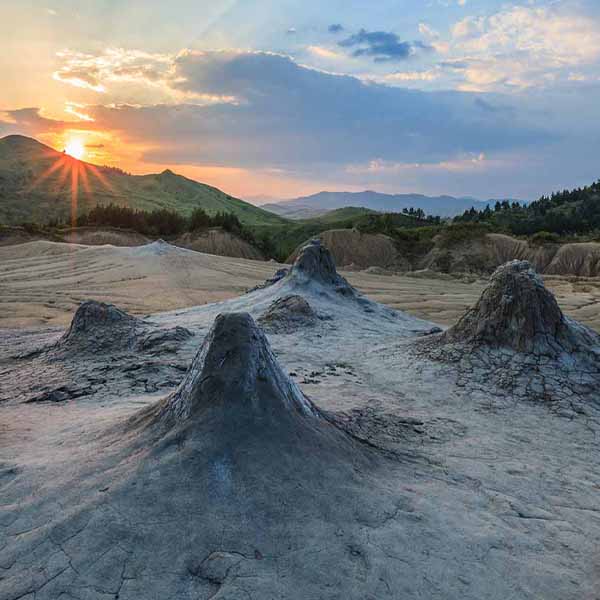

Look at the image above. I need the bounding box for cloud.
[0,108,70,134]
[306,46,345,61]
[89,52,548,169]
[53,48,237,104]
[4,50,551,186]
[328,24,344,34]
[338,29,432,62]
[346,152,493,176]
[52,48,172,94]
[447,6,600,91]
[383,69,440,83]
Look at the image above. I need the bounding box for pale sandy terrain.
[2,240,599,599]
[1,240,599,331]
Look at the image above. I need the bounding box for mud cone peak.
[159,312,318,422]
[58,300,140,352]
[290,239,339,283]
[68,300,137,333]
[443,260,578,355]
[287,239,355,296]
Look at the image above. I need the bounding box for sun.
[64,138,85,160]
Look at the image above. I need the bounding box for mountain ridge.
[0,135,285,226]
[261,190,525,219]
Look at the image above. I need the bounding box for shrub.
[530,231,561,245]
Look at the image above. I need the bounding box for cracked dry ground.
[1,244,600,600]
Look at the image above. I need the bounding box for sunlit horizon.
[64,138,85,161]
[2,1,600,201]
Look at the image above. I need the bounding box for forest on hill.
[454,181,600,238]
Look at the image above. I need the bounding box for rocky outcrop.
[289,230,600,278]
[175,228,264,260]
[258,295,318,333]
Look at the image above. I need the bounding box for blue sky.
[1,0,599,200]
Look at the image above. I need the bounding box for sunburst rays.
[28,149,117,228]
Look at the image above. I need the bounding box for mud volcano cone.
[157,312,319,424]
[443,260,597,356]
[59,300,140,352]
[286,239,354,295]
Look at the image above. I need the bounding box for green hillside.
[302,206,376,224]
[0,135,285,226]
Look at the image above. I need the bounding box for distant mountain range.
[260,191,525,219]
[0,135,284,227]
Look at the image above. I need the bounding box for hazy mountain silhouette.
[262,190,524,219]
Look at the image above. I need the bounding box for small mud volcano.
[250,239,439,334]
[51,300,193,357]
[7,301,194,403]
[150,312,319,423]
[286,239,355,295]
[258,295,318,333]
[418,261,600,402]
[3,314,408,600]
[58,300,141,353]
[442,260,597,356]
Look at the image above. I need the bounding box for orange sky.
[2,2,600,202]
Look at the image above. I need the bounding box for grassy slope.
[300,206,376,224]
[252,207,431,262]
[0,135,286,227]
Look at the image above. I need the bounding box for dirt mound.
[0,226,48,246]
[287,229,408,270]
[59,227,150,247]
[4,312,420,600]
[175,228,263,260]
[544,242,600,277]
[258,295,318,333]
[421,234,600,277]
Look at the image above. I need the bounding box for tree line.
[454,181,600,237]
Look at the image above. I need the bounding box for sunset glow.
[64,138,85,160]
[1,1,600,199]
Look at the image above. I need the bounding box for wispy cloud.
[447,6,600,91]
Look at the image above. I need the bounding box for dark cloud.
[0,108,70,135]
[328,24,343,33]
[3,52,550,177]
[338,29,431,62]
[105,51,548,171]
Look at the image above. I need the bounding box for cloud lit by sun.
[64,138,85,160]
